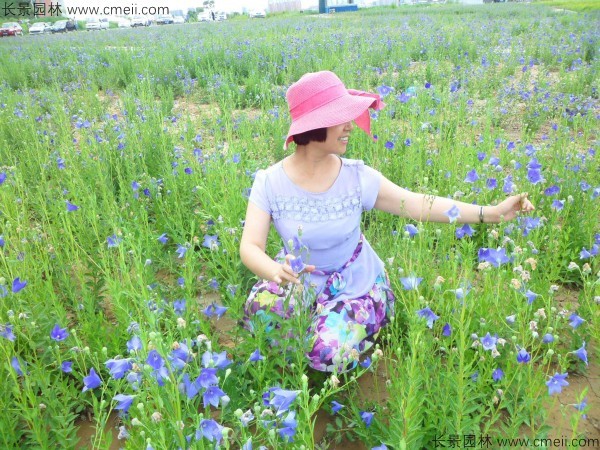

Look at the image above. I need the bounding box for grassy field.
[0,3,598,449]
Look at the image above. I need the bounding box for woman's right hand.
[272,254,315,285]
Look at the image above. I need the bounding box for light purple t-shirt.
[249,157,385,301]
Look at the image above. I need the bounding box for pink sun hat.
[284,71,385,149]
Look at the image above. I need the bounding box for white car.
[155,14,174,24]
[249,10,266,18]
[172,15,185,24]
[29,22,51,34]
[130,15,151,27]
[86,18,109,30]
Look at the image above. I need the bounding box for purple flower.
[360,411,374,427]
[203,302,228,319]
[444,205,461,223]
[481,333,497,351]
[456,224,474,239]
[486,178,497,190]
[278,411,298,442]
[542,333,554,343]
[385,141,395,150]
[202,234,219,249]
[0,235,4,247]
[61,361,73,373]
[527,168,544,185]
[492,368,504,382]
[516,347,531,364]
[572,341,587,365]
[198,367,219,388]
[519,217,542,236]
[173,299,186,315]
[1,324,15,341]
[49,324,68,342]
[464,169,479,183]
[331,400,344,414]
[478,247,512,267]
[196,419,224,443]
[551,200,564,211]
[146,350,164,370]
[442,323,452,336]
[203,386,227,408]
[503,175,515,194]
[0,172,6,184]
[523,289,539,304]
[506,315,516,325]
[249,349,264,362]
[267,388,299,414]
[181,373,201,399]
[404,224,418,237]
[573,398,587,413]
[546,372,568,395]
[400,276,423,290]
[176,244,188,258]
[105,358,132,379]
[82,368,102,392]
[11,356,24,376]
[127,335,142,353]
[157,233,168,244]
[289,255,306,275]
[12,277,27,293]
[416,307,439,329]
[544,185,560,196]
[106,235,122,248]
[113,394,135,414]
[377,85,394,98]
[360,357,372,369]
[373,445,388,450]
[202,351,232,370]
[580,245,598,260]
[568,313,585,329]
[66,201,79,212]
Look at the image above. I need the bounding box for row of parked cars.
[1,10,265,37]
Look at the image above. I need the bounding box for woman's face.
[318,121,354,154]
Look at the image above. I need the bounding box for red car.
[0,22,23,37]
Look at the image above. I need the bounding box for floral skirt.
[243,272,395,373]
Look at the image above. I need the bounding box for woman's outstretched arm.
[374,175,534,224]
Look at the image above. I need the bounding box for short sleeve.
[358,162,382,211]
[248,169,271,214]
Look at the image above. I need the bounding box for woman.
[239,71,534,373]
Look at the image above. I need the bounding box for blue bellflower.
[416,307,439,328]
[82,368,102,392]
[50,324,69,341]
[546,372,568,395]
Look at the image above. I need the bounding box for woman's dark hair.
[292,127,327,146]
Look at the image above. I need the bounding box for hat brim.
[284,94,377,149]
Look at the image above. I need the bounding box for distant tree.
[202,0,215,9]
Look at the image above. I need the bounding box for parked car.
[172,15,185,24]
[215,12,227,21]
[66,20,78,31]
[0,22,23,37]
[249,10,266,18]
[130,15,151,27]
[155,14,174,24]
[199,12,212,22]
[86,18,109,30]
[29,22,51,34]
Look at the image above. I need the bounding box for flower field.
[0,3,598,449]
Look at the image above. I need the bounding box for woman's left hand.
[492,193,535,222]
